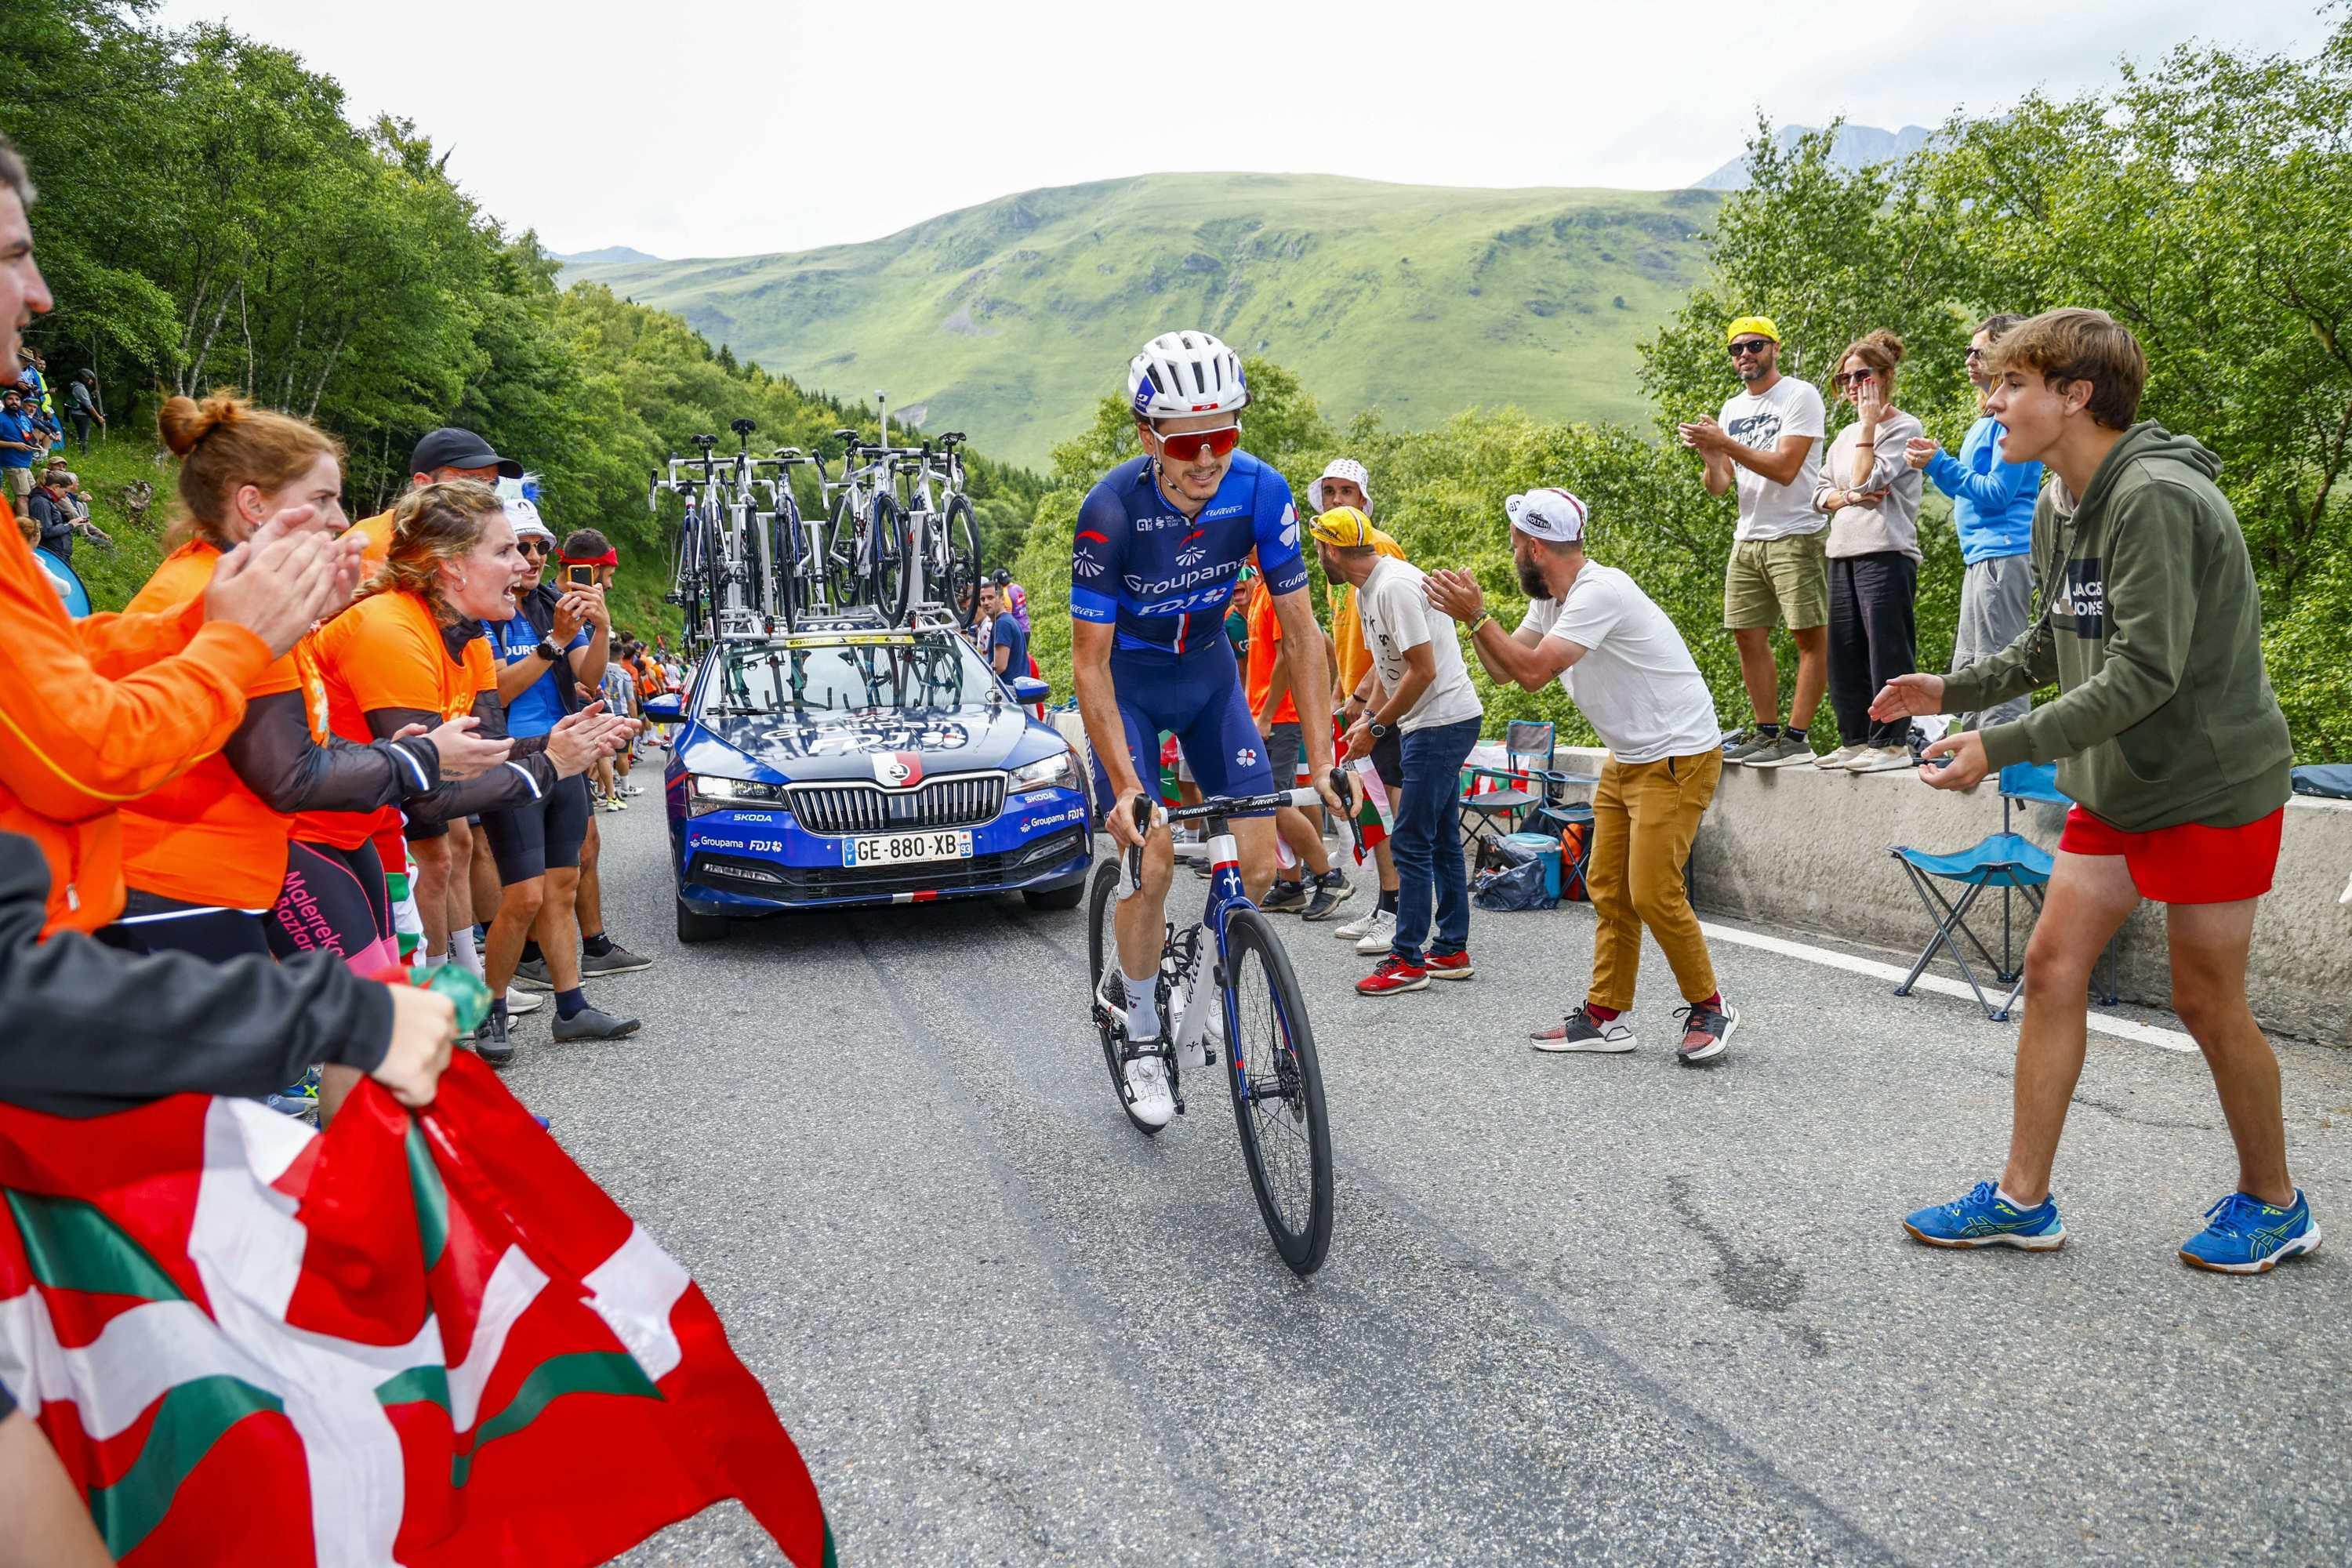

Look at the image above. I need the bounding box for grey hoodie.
[1938,423,2291,833]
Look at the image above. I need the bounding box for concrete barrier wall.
[1534,746,2352,1047]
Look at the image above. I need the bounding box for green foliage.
[1015,18,2352,758]
[0,0,1042,642]
[565,172,1719,468]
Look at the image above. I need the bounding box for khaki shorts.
[1724,530,1828,630]
[2,466,29,505]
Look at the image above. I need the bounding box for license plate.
[844,829,975,868]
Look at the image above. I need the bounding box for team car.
[645,619,1093,942]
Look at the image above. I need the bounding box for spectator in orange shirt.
[104,394,510,973]
[307,480,628,1071]
[346,426,524,982]
[0,133,354,936]
[1244,556,1346,919]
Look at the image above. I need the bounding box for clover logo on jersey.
[1276,503,1299,550]
[1236,746,1258,769]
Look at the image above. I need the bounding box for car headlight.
[1007,751,1076,795]
[686,774,784,817]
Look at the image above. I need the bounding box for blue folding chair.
[1889,762,2117,1021]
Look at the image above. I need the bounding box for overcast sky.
[160,0,2330,261]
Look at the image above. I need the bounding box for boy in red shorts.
[1871,307,2314,1273]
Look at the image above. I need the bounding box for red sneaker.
[1356,956,1429,996]
[1425,950,1475,981]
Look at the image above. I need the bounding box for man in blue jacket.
[1905,312,2042,731]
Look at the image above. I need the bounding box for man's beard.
[1516,560,1548,598]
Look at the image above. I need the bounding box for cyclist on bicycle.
[1073,330,1340,1127]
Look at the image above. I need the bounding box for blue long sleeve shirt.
[1924,416,2040,564]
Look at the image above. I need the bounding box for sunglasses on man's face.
[1728,339,1773,358]
[517,539,550,557]
[1156,424,1242,463]
[1965,347,1988,361]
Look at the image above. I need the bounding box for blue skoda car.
[648,625,1094,942]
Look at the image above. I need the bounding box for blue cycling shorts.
[1091,639,1276,822]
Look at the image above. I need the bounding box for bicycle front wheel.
[942,493,983,630]
[770,498,803,631]
[868,492,913,627]
[826,496,864,611]
[1221,907,1334,1275]
[1087,860,1163,1138]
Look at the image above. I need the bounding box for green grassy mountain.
[561,172,1721,469]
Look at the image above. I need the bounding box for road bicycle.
[814,428,914,627]
[1086,782,1342,1275]
[654,420,804,642]
[884,431,983,631]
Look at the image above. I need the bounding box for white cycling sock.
[448,924,483,978]
[1121,972,1160,1042]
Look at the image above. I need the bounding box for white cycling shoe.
[1123,1054,1175,1128]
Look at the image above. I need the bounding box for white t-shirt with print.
[1719,375,1827,541]
[1519,564,1719,764]
[1356,557,1483,733]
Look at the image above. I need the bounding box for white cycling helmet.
[1127,331,1248,420]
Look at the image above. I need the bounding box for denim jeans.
[1390,717,1483,966]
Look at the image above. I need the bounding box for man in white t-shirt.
[1426,488,1738,1065]
[1312,506,1486,997]
[1676,314,1827,771]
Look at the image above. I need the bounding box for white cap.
[1504,488,1588,544]
[505,495,554,543]
[1308,457,1372,517]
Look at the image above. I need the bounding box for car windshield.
[700,633,993,717]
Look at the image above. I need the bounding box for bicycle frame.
[1113,783,1331,1108]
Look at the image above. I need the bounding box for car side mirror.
[642,694,683,722]
[1010,676,1049,705]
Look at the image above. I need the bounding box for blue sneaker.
[1903,1181,2066,1250]
[2179,1190,2321,1275]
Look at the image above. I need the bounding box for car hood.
[678,702,1054,785]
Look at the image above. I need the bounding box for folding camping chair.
[1459,720,1581,858]
[1889,762,2118,1021]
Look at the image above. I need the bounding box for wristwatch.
[533,638,563,663]
[1367,720,1394,742]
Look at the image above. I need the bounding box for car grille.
[697,826,1087,903]
[785,772,1007,835]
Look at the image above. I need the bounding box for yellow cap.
[1307,506,1377,548]
[1726,315,1780,345]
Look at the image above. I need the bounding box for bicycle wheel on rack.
[868,492,913,627]
[941,493,983,630]
[826,496,865,612]
[1087,860,1167,1138]
[770,496,804,632]
[697,509,728,644]
[1220,907,1334,1275]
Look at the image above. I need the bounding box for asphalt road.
[505,782,2352,1567]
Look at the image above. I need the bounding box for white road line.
[1697,920,2197,1054]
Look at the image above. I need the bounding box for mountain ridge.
[1691,124,1933,190]
[561,171,1722,467]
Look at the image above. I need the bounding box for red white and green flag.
[1347,759,1392,864]
[0,1056,833,1566]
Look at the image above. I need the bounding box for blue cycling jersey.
[1069,451,1308,655]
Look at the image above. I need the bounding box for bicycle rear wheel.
[826,496,864,612]
[1087,860,1164,1138]
[942,493,983,630]
[698,510,727,643]
[770,497,803,631]
[1220,907,1334,1275]
[868,492,913,627]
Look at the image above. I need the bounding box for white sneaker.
[1813,744,1866,769]
[1334,903,1380,940]
[506,989,543,1015]
[1123,1055,1175,1128]
[1352,907,1398,956]
[1845,745,1914,773]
